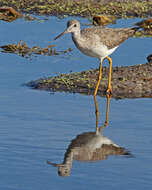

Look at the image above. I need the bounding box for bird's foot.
[99,122,109,133]
[106,87,112,95]
[104,121,108,127]
[99,126,104,133]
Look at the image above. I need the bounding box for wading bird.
[54,19,139,96]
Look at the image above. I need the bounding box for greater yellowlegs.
[47,95,131,177]
[54,19,139,96]
[47,130,130,176]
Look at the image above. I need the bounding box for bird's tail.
[126,26,140,38]
[131,26,140,33]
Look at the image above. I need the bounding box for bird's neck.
[62,150,73,168]
[71,31,83,49]
[71,30,81,40]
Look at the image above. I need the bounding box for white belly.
[78,43,118,59]
[75,39,118,59]
[84,134,118,150]
[72,34,118,59]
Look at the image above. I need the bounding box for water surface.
[0,16,152,190]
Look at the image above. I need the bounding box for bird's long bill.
[54,30,68,40]
[47,160,64,167]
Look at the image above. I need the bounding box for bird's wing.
[81,27,136,49]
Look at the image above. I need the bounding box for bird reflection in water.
[47,95,131,177]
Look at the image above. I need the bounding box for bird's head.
[54,20,80,40]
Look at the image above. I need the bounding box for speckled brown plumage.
[81,26,138,49]
[55,19,139,60]
[54,19,139,96]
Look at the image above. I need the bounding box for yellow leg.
[94,95,105,133]
[94,60,103,96]
[103,94,111,127]
[94,94,111,133]
[106,56,112,95]
[94,95,99,132]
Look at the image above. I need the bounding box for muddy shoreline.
[26,62,152,99]
[1,0,152,99]
[0,0,152,18]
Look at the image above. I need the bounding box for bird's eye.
[74,24,77,27]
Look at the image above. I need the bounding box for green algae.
[0,41,72,57]
[0,0,152,18]
[26,62,152,99]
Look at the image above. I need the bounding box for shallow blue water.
[0,16,152,190]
